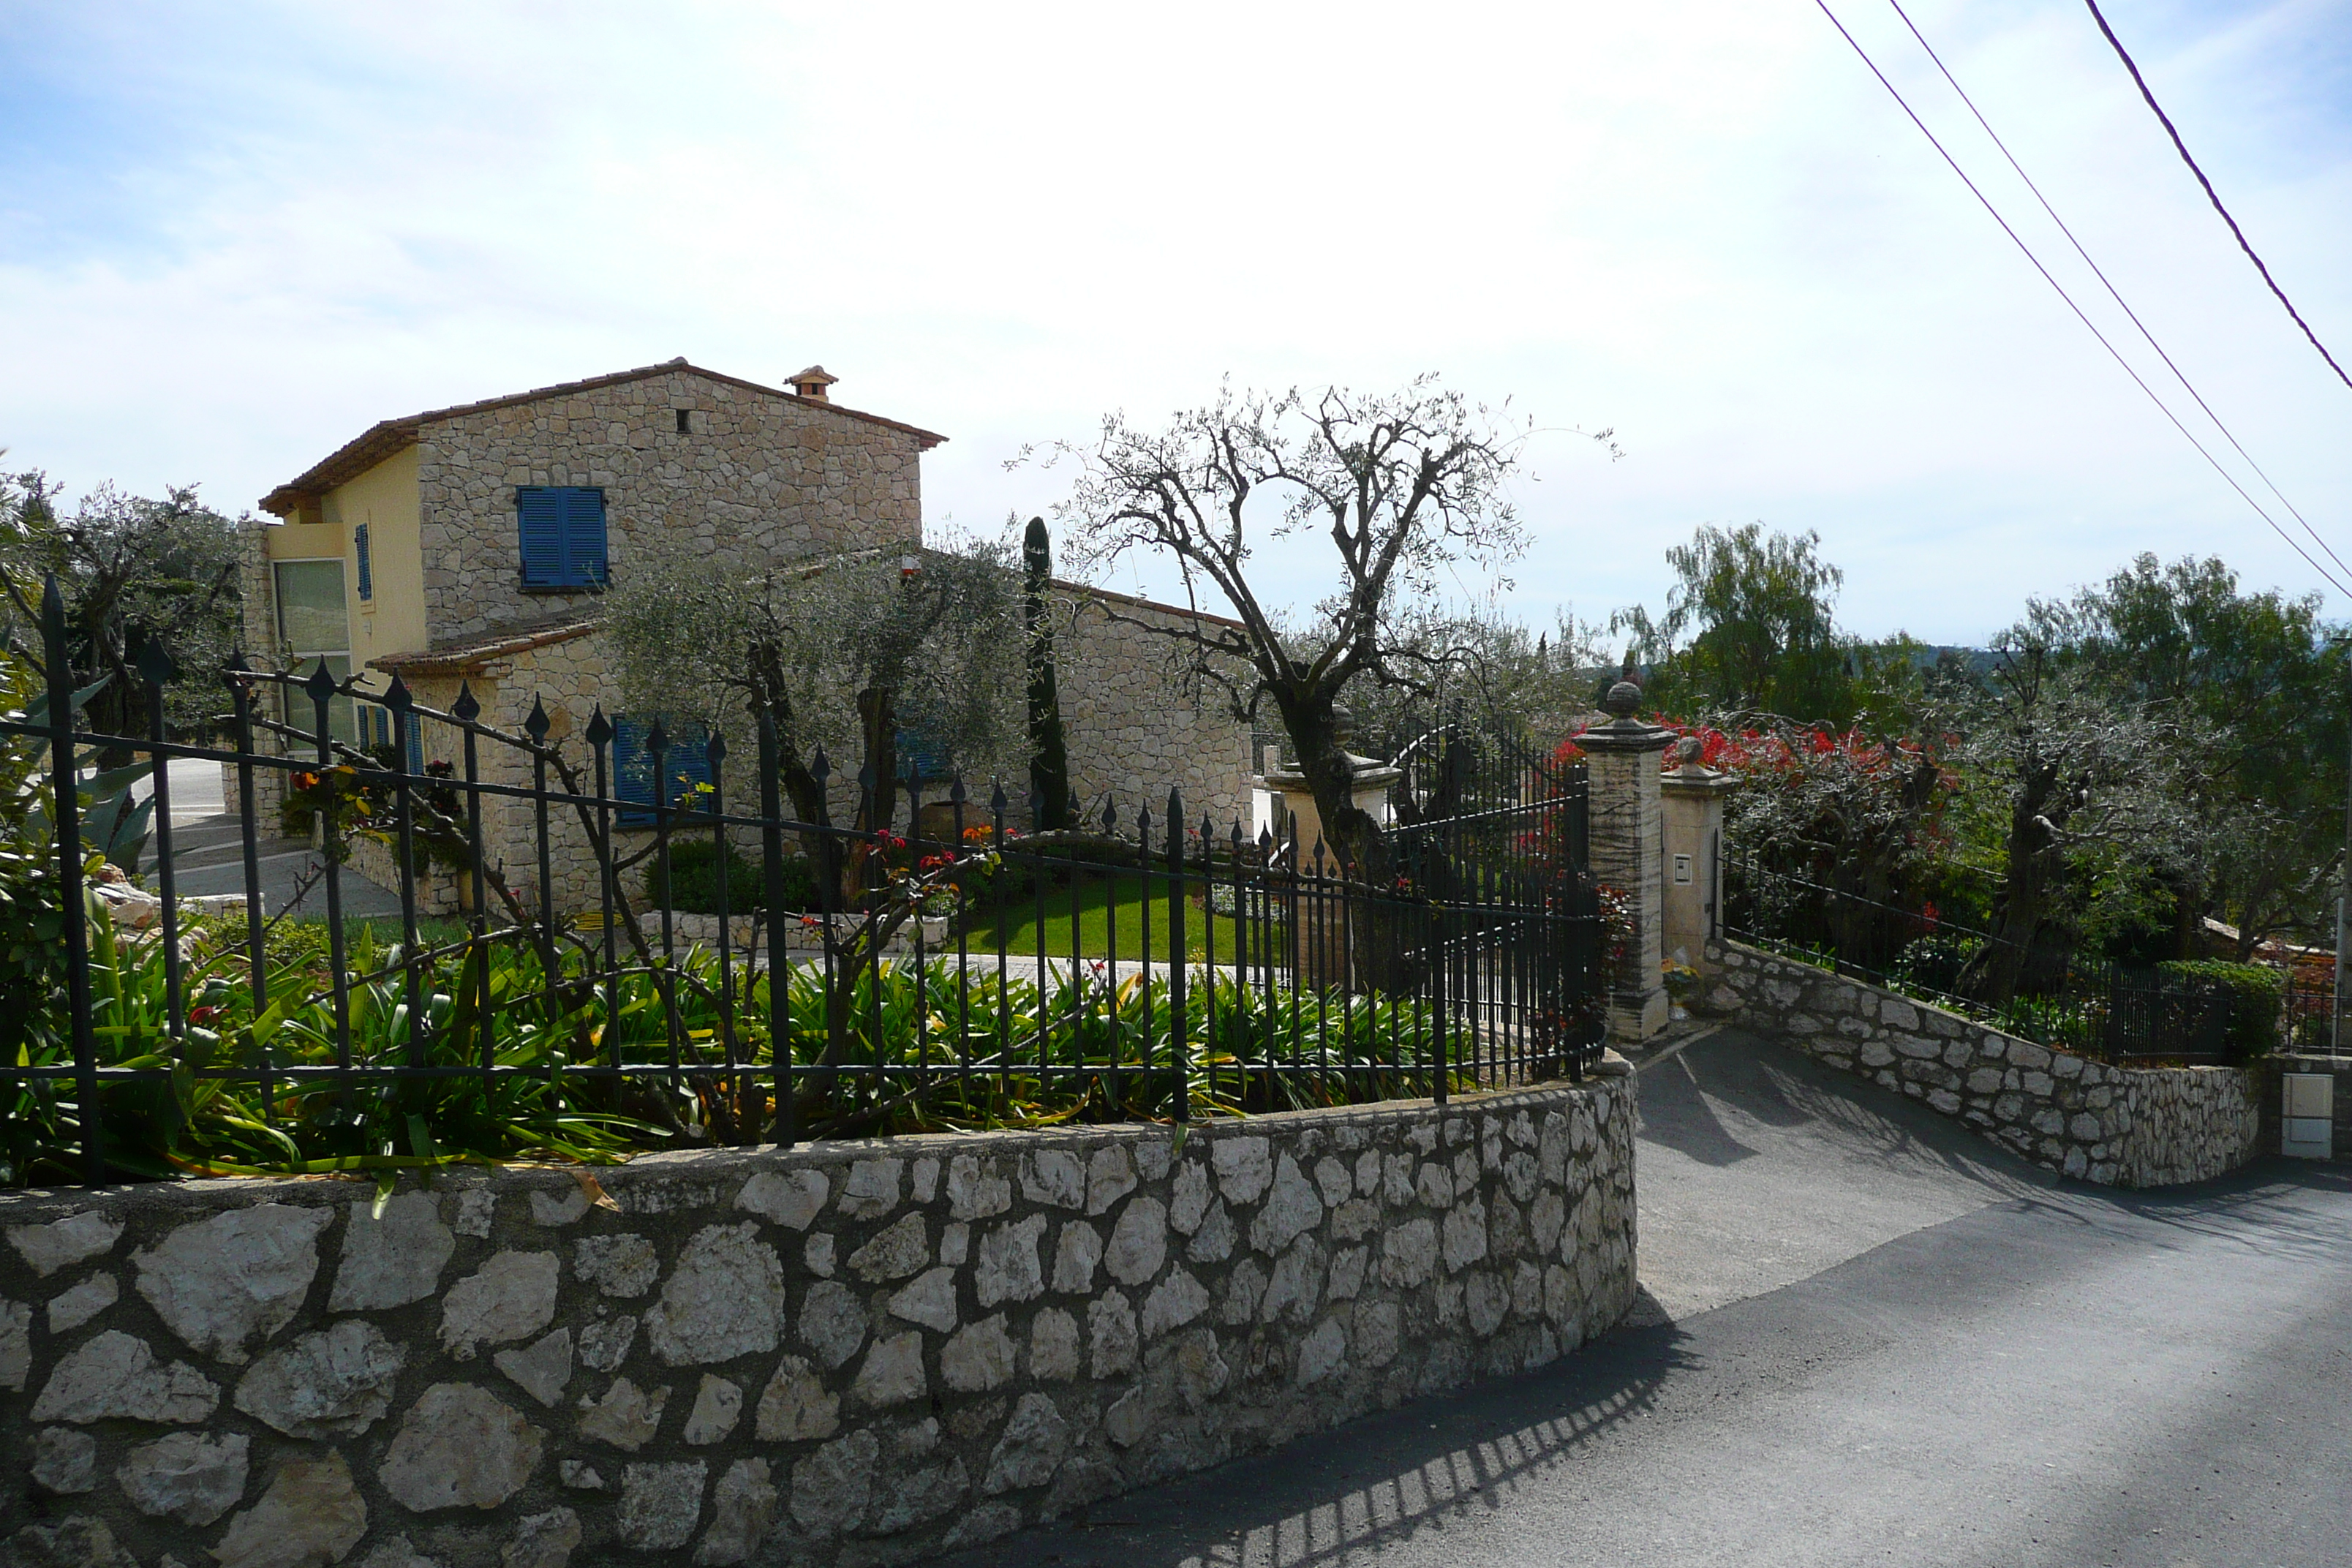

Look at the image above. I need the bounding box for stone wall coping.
[1711,937,2222,1082]
[1705,935,2260,1187]
[0,1084,1598,1224]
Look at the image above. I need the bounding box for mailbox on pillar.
[2283,1073,2334,1159]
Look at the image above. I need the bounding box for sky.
[2,0,2348,646]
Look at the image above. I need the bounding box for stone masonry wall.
[1701,939,2261,1188]
[0,1084,1637,1568]
[338,591,1259,919]
[418,369,930,647]
[1056,591,1254,834]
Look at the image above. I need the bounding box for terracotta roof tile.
[369,617,602,676]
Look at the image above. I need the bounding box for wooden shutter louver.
[562,488,608,587]
[613,719,712,825]
[517,486,608,588]
[353,524,373,600]
[517,488,565,587]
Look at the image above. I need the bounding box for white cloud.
[1,0,2345,642]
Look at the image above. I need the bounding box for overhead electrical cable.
[2081,0,2352,395]
[1810,0,2352,598]
[1884,0,2352,584]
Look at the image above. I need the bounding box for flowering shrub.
[1575,712,1965,976]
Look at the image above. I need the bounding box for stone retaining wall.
[1,1083,1637,1568]
[1702,940,2260,1188]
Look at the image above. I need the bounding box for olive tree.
[602,536,1025,837]
[1035,378,1607,878]
[602,537,1024,1120]
[1,471,245,746]
[2051,554,2346,957]
[1944,633,2188,1006]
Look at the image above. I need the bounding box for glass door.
[274,559,358,745]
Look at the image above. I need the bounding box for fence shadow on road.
[938,1307,1697,1568]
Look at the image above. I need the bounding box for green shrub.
[2155,960,2283,1059]
[647,839,819,915]
[1888,932,1981,998]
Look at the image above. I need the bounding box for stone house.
[239,359,1254,913]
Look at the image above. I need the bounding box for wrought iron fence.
[0,577,1605,1187]
[2283,965,2342,1056]
[1722,854,2255,1065]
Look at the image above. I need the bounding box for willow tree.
[1036,378,1609,878]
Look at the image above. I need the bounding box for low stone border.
[1700,938,2259,1187]
[1,1082,1637,1568]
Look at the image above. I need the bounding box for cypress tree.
[1023,515,1073,830]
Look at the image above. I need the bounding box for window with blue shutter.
[896,726,949,785]
[516,486,608,589]
[353,524,373,600]
[611,718,715,825]
[403,712,423,776]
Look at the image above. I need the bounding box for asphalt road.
[946,1029,2352,1568]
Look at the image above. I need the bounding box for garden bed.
[4,902,1495,1191]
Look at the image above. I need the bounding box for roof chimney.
[789,365,837,402]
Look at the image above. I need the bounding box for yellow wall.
[265,446,424,694]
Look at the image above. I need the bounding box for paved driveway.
[942,1029,2352,1568]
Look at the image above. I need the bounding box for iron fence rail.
[1,578,1605,1187]
[1722,854,2252,1064]
[2283,968,2342,1055]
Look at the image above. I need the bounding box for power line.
[2081,0,2352,396]
[1810,0,2352,598]
[1884,0,2352,585]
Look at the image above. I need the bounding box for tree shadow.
[1632,1050,1760,1167]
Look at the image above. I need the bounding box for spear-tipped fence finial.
[136,636,176,688]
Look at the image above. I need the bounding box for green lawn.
[958,874,1266,962]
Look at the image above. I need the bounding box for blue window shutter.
[613,718,709,824]
[672,729,714,810]
[403,712,423,775]
[563,489,608,587]
[517,488,563,586]
[354,524,373,600]
[613,718,655,824]
[895,726,949,785]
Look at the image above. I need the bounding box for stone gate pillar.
[1660,734,1736,972]
[1578,678,1677,1041]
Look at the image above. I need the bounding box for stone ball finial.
[1676,734,1704,768]
[1600,680,1643,720]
